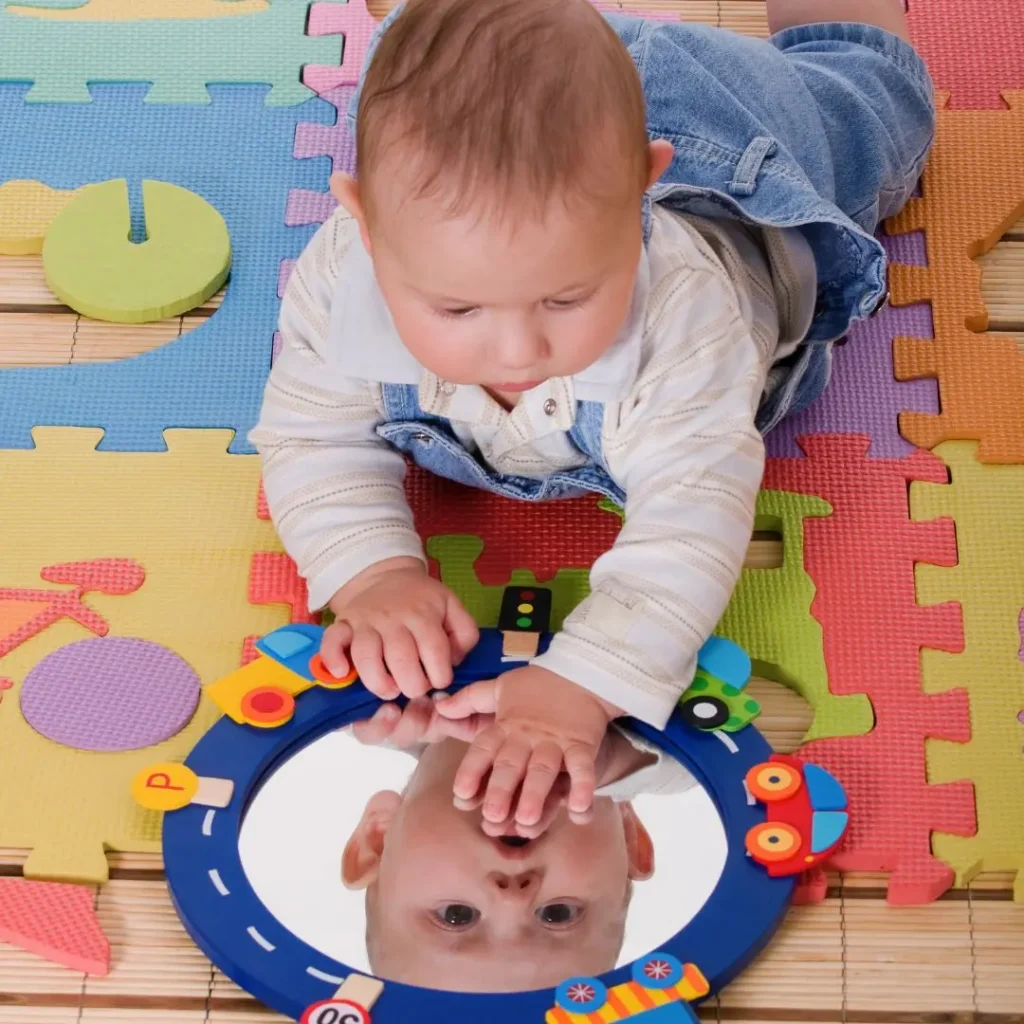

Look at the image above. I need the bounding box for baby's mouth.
[498,835,531,849]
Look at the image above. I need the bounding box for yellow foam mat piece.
[5,0,268,21]
[0,180,81,256]
[911,442,1024,900]
[0,428,289,883]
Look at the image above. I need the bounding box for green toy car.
[678,636,761,733]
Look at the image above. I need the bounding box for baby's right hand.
[322,557,479,700]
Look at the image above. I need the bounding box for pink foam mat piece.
[287,86,357,228]
[767,436,976,903]
[19,637,200,753]
[765,302,939,459]
[908,0,1024,109]
[306,0,378,92]
[0,878,109,975]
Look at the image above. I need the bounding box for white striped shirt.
[250,204,814,728]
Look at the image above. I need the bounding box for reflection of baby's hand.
[352,696,494,749]
[435,666,621,832]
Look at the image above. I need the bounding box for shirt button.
[441,382,456,396]
[543,398,558,416]
[869,287,889,318]
[411,432,433,445]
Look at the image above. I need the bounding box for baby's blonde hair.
[356,0,651,221]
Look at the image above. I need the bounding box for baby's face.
[343,739,653,992]
[354,165,645,396]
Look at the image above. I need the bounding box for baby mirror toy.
[134,586,848,1022]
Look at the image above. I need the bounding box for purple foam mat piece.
[881,229,927,266]
[19,637,201,753]
[287,88,356,226]
[765,302,939,459]
[278,259,295,298]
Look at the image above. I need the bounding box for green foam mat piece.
[0,0,340,104]
[718,490,875,743]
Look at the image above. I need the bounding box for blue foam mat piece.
[0,83,333,452]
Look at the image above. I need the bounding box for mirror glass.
[239,714,728,994]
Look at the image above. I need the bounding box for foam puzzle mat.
[0,0,1022,1015]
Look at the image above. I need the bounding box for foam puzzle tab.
[42,179,231,323]
[886,92,1024,462]
[911,443,1024,900]
[0,428,289,882]
[0,0,342,104]
[0,877,109,975]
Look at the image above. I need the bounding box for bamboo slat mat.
[1,0,1022,1021]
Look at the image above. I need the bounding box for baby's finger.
[379,624,432,698]
[452,726,504,803]
[434,679,498,720]
[350,626,400,700]
[389,697,434,748]
[351,703,401,745]
[409,618,454,690]
[516,777,572,839]
[514,741,564,827]
[320,621,353,679]
[482,737,532,824]
[563,742,598,817]
[444,594,480,666]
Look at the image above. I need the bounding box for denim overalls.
[346,10,936,507]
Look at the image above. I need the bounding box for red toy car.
[744,754,849,876]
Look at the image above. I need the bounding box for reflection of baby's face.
[342,739,653,993]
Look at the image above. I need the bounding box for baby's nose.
[487,869,542,898]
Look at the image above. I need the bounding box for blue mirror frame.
[163,626,795,1021]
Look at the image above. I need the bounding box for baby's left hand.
[434,665,621,832]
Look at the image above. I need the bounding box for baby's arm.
[531,235,766,729]
[766,0,909,39]
[250,211,477,696]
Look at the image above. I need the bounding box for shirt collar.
[325,231,649,402]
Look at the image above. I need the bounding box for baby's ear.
[647,139,674,189]
[620,802,655,882]
[342,790,402,890]
[329,173,372,252]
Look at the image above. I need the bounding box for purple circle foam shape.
[20,637,201,752]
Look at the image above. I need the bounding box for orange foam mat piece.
[886,91,1024,463]
[0,877,109,975]
[773,436,975,904]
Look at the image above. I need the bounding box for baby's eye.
[545,292,593,311]
[537,902,584,928]
[437,306,480,320]
[435,903,480,929]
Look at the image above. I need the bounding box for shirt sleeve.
[594,726,697,800]
[531,231,766,729]
[248,211,425,612]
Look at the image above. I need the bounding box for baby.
[341,697,690,991]
[252,0,934,831]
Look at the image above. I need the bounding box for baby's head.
[342,738,655,992]
[334,0,673,392]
